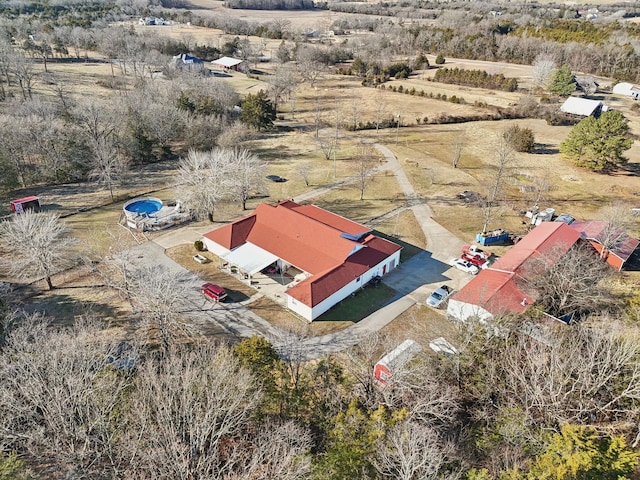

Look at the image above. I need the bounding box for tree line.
[433,68,518,92]
[1,305,640,479]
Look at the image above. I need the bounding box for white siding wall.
[202,238,229,257]
[287,251,402,321]
[446,299,493,323]
[287,296,313,321]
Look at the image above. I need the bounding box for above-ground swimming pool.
[123,198,162,219]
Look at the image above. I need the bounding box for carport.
[219,242,280,280]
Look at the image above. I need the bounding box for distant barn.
[211,57,248,73]
[560,97,608,117]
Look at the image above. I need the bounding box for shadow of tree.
[535,144,559,155]
[21,291,124,327]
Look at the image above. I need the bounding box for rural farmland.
[2,0,640,478]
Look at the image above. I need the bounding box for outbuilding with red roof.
[447,222,582,323]
[570,220,639,271]
[202,201,402,321]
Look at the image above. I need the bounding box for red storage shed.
[10,196,40,214]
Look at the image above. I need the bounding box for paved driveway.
[129,241,281,341]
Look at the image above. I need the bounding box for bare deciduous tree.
[267,63,298,113]
[228,148,267,210]
[88,136,129,202]
[593,203,636,260]
[340,332,394,408]
[0,316,132,477]
[317,133,336,161]
[381,356,460,426]
[123,344,263,479]
[481,134,515,233]
[10,52,36,100]
[295,161,313,186]
[374,91,387,134]
[243,421,312,480]
[296,45,326,87]
[451,130,464,168]
[501,319,640,428]
[519,243,612,319]
[216,121,249,148]
[532,54,556,90]
[373,420,451,480]
[355,142,377,200]
[176,148,232,221]
[0,211,76,290]
[349,98,361,131]
[128,264,199,351]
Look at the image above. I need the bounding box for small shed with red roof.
[570,220,639,271]
[10,196,40,214]
[447,222,582,323]
[202,201,402,321]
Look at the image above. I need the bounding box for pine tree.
[560,110,632,171]
[239,90,276,131]
[525,425,638,480]
[548,65,576,95]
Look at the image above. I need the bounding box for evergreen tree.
[239,90,276,131]
[559,110,632,171]
[525,424,638,480]
[504,124,535,152]
[548,65,576,95]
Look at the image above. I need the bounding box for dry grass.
[311,174,403,224]
[165,244,256,299]
[383,303,461,351]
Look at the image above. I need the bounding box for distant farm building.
[211,56,248,73]
[612,82,640,99]
[560,97,608,117]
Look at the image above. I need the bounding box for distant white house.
[613,82,640,99]
[560,96,608,117]
[211,56,248,73]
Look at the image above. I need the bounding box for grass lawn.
[317,283,396,322]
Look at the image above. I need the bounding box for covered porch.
[217,243,310,305]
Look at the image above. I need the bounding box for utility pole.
[334,104,339,179]
[395,113,401,145]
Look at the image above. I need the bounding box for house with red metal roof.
[570,220,639,271]
[202,201,402,321]
[447,222,582,323]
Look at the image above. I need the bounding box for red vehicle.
[462,244,491,261]
[461,253,489,269]
[201,283,227,302]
